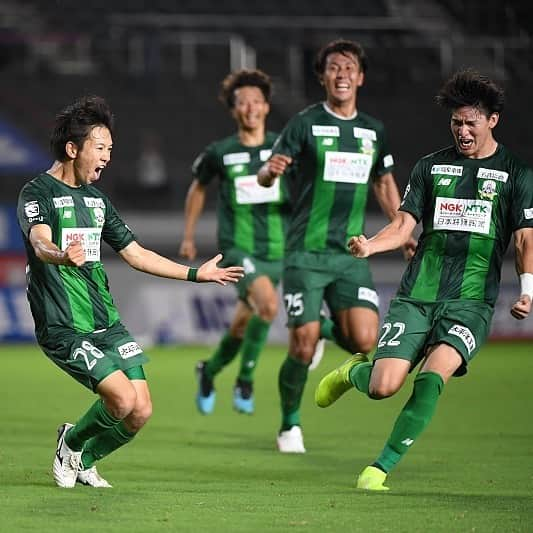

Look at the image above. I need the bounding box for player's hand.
[348,235,371,258]
[402,236,418,261]
[63,241,85,267]
[264,154,292,181]
[179,238,197,260]
[510,294,532,320]
[197,253,245,286]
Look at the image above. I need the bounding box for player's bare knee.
[128,399,152,431]
[256,299,278,322]
[352,335,377,355]
[105,387,138,419]
[368,382,400,399]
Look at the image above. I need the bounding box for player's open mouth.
[335,83,350,92]
[94,166,106,180]
[458,138,473,149]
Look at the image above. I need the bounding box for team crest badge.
[479,179,497,201]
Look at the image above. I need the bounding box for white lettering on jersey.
[358,287,379,307]
[259,149,272,161]
[83,197,105,208]
[53,196,74,208]
[437,178,452,186]
[431,164,463,176]
[434,197,492,235]
[353,127,377,141]
[24,201,40,218]
[477,168,508,183]
[117,342,143,359]
[235,175,280,204]
[524,208,533,220]
[312,125,340,137]
[323,151,372,184]
[223,152,251,165]
[448,324,476,354]
[383,154,394,168]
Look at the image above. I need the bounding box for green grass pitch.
[1,342,532,532]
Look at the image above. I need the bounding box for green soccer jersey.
[272,102,394,253]
[399,144,533,305]
[17,173,136,342]
[192,132,290,260]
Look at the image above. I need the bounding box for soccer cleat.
[53,423,82,488]
[233,379,254,414]
[356,465,390,491]
[314,353,368,408]
[309,338,326,371]
[277,425,306,453]
[195,360,216,414]
[77,466,113,488]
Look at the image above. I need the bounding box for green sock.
[374,371,444,473]
[81,420,137,469]
[278,355,309,431]
[238,315,270,382]
[349,362,373,396]
[205,332,242,379]
[65,399,121,451]
[319,315,354,354]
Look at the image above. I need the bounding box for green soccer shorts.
[282,251,378,327]
[41,321,149,391]
[373,296,494,376]
[221,248,283,302]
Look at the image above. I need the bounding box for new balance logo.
[401,438,414,446]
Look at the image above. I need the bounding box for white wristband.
[519,273,533,299]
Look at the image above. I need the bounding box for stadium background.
[1,0,533,343]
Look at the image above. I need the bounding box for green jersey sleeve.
[102,197,136,252]
[17,181,52,237]
[192,144,219,185]
[372,126,394,179]
[271,114,306,161]
[511,166,533,230]
[399,158,427,222]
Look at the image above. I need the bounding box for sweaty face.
[321,52,364,106]
[232,86,269,131]
[450,106,498,159]
[72,126,113,186]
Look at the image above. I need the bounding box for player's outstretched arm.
[197,253,244,285]
[373,172,417,260]
[348,211,417,258]
[511,227,533,319]
[257,154,292,187]
[119,242,244,285]
[179,179,206,260]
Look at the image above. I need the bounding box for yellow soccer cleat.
[314,354,368,408]
[356,466,390,491]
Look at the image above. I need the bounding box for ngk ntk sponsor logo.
[433,197,492,234]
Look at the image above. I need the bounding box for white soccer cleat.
[53,423,82,488]
[309,338,326,371]
[77,466,113,488]
[277,426,306,453]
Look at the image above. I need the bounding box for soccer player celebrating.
[180,69,296,415]
[258,39,414,452]
[316,69,533,490]
[17,96,243,488]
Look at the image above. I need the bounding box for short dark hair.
[436,69,505,116]
[314,39,368,77]
[219,69,272,109]
[50,95,114,161]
